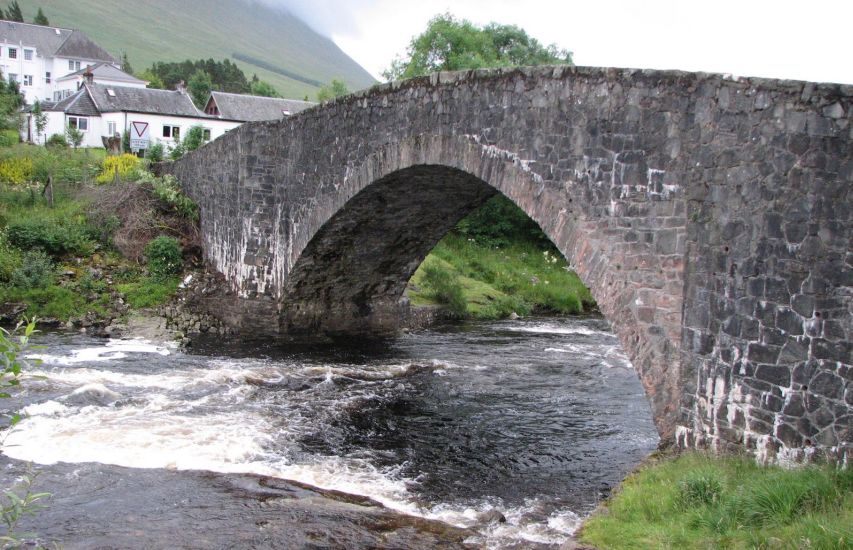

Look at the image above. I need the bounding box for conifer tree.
[33,7,48,25]
[5,1,23,22]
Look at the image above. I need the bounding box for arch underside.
[280,165,497,336]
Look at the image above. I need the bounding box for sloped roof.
[86,83,201,117]
[0,21,115,63]
[48,88,99,116]
[57,62,146,85]
[209,90,314,122]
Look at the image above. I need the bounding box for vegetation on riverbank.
[406,195,596,319]
[580,452,853,549]
[0,145,196,327]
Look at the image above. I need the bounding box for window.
[23,49,33,61]
[7,74,17,83]
[45,71,51,83]
[163,125,180,139]
[22,75,32,86]
[202,128,211,141]
[68,60,80,71]
[107,121,116,136]
[8,48,16,59]
[68,116,88,131]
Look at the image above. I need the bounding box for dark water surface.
[2,317,658,548]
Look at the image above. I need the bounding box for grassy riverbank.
[0,146,193,326]
[579,452,853,549]
[407,232,596,319]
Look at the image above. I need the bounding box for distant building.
[0,20,117,104]
[54,61,147,97]
[203,90,313,122]
[33,80,236,148]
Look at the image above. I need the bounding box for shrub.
[144,235,182,278]
[45,133,67,148]
[6,218,93,257]
[421,262,467,317]
[145,142,164,163]
[0,230,21,282]
[0,157,33,185]
[149,174,198,222]
[183,125,205,152]
[97,153,142,184]
[0,129,19,147]
[168,141,185,161]
[10,250,54,289]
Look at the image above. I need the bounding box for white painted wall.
[31,110,242,149]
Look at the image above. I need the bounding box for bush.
[0,129,19,147]
[421,262,467,317]
[168,141,185,161]
[144,235,182,278]
[10,250,54,289]
[148,174,198,222]
[0,157,33,185]
[183,125,205,152]
[6,218,93,257]
[145,142,164,163]
[0,230,21,282]
[96,154,142,184]
[45,133,67,148]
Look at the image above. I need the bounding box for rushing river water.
[2,317,658,549]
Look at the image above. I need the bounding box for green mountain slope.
[19,0,377,99]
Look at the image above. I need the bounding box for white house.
[0,20,118,104]
[33,79,239,149]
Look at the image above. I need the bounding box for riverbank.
[578,451,852,549]
[407,233,596,319]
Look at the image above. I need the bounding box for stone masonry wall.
[165,66,851,463]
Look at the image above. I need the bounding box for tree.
[31,100,47,143]
[250,80,280,97]
[65,125,83,149]
[136,69,165,89]
[187,69,212,108]
[316,79,348,102]
[383,13,572,80]
[0,70,23,131]
[120,52,133,75]
[4,1,22,22]
[33,7,48,25]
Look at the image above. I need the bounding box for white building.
[34,79,239,149]
[0,20,118,104]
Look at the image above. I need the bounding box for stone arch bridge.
[165,66,851,464]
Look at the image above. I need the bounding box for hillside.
[19,0,377,99]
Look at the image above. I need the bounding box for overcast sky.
[263,0,852,85]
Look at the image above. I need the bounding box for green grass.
[580,452,853,550]
[407,233,595,319]
[20,0,376,100]
[116,277,180,309]
[0,285,110,320]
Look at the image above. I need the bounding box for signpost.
[129,121,149,152]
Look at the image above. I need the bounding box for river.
[1,317,658,549]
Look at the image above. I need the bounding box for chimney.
[83,65,94,85]
[176,80,186,94]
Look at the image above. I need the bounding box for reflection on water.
[4,317,658,548]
